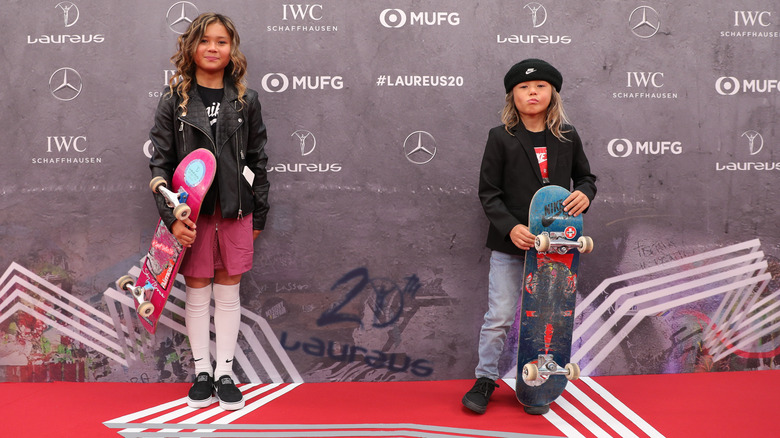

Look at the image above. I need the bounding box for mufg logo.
[716,77,780,95]
[261,73,344,92]
[608,138,682,157]
[379,9,460,28]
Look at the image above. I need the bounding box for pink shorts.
[179,208,254,278]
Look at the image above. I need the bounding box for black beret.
[504,58,562,93]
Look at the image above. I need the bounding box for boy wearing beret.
[462,59,597,415]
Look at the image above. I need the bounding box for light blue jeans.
[475,250,525,381]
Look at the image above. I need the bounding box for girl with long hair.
[148,12,270,411]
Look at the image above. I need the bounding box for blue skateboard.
[515,185,593,414]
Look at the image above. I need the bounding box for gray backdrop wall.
[1,0,778,383]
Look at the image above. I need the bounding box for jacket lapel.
[181,88,212,144]
[545,130,559,182]
[182,82,243,156]
[217,83,241,155]
[511,124,545,185]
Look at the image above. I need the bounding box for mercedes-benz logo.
[404,131,437,164]
[629,6,660,38]
[56,1,79,27]
[49,67,82,101]
[291,130,316,156]
[166,1,199,34]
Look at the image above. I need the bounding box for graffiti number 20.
[317,267,420,328]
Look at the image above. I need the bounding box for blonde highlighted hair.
[501,88,571,141]
[167,13,247,115]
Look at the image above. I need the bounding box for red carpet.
[2,371,776,437]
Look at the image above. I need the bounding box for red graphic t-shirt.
[535,147,548,180]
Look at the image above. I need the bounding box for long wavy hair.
[167,13,247,115]
[501,87,571,141]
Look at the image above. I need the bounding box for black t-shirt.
[198,86,223,139]
[197,86,224,209]
[528,130,549,183]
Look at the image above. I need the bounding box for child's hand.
[563,190,590,217]
[172,217,197,247]
[510,224,536,250]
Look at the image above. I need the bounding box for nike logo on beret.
[525,68,537,74]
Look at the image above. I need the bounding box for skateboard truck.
[116,275,155,317]
[150,176,191,221]
[522,354,580,386]
[535,232,594,255]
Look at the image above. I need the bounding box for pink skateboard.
[117,148,216,334]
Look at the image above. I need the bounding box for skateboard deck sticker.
[184,158,207,187]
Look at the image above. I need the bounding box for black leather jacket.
[149,80,270,231]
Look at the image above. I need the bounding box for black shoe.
[524,404,551,415]
[187,372,214,408]
[462,377,499,414]
[214,375,245,410]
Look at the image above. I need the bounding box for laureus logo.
[741,130,764,155]
[56,2,79,27]
[267,128,341,173]
[715,130,777,171]
[524,2,547,28]
[27,1,105,44]
[291,130,316,156]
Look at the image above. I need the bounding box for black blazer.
[478,123,597,255]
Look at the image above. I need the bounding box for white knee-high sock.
[213,283,241,378]
[185,284,213,376]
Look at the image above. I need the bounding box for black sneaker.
[524,404,551,415]
[214,375,245,410]
[462,377,499,414]
[187,372,214,408]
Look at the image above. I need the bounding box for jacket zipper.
[179,122,186,154]
[180,114,246,220]
[236,116,244,220]
[179,117,216,153]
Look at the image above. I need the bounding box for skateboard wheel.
[535,234,551,252]
[522,363,539,382]
[173,203,191,221]
[116,275,135,291]
[565,363,580,381]
[137,301,155,318]
[150,176,167,193]
[577,236,594,254]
